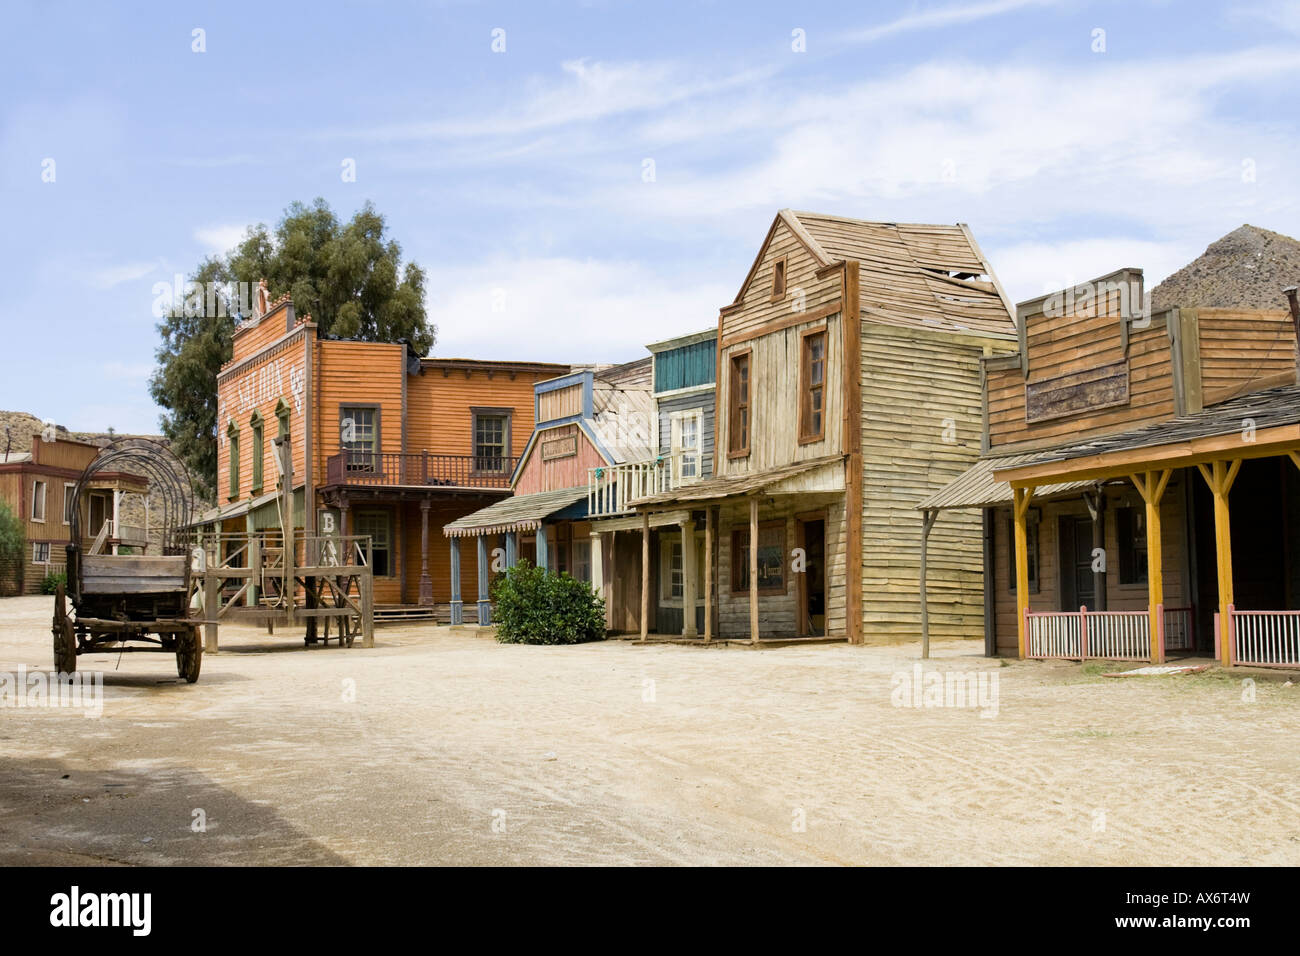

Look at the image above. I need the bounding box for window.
[227,422,240,500]
[250,411,264,494]
[340,405,378,472]
[728,351,751,457]
[731,521,785,593]
[799,328,827,443]
[355,511,391,577]
[63,483,76,525]
[276,399,291,441]
[1116,506,1148,585]
[473,409,510,473]
[670,409,703,481]
[660,533,706,604]
[1007,512,1040,593]
[31,480,46,522]
[574,539,592,584]
[771,256,787,298]
[32,542,50,563]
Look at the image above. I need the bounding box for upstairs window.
[276,398,291,441]
[227,422,240,500]
[340,405,378,472]
[670,409,703,481]
[728,351,751,458]
[30,480,46,522]
[63,482,76,524]
[771,256,787,298]
[799,328,827,443]
[250,411,265,494]
[473,409,510,473]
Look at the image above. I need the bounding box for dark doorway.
[1058,514,1096,610]
[798,517,825,636]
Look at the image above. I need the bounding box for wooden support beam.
[749,495,760,645]
[418,499,432,606]
[448,536,462,625]
[681,517,697,638]
[1013,486,1034,659]
[640,512,650,642]
[1082,489,1106,611]
[477,535,491,626]
[1131,468,1172,663]
[1197,459,1241,666]
[920,509,938,659]
[704,508,714,643]
[203,572,219,654]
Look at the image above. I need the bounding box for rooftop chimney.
[1285,286,1300,384]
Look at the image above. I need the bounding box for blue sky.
[2,0,1297,434]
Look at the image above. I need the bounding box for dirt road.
[1,595,1296,865]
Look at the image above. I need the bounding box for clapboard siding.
[405,365,544,458]
[860,323,988,641]
[656,392,715,479]
[720,217,842,342]
[312,340,405,480]
[654,339,716,392]
[217,332,309,501]
[1196,308,1296,401]
[513,424,607,494]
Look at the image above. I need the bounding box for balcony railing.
[587,456,684,517]
[326,451,516,489]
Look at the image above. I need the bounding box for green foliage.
[0,501,21,562]
[40,571,66,595]
[491,560,606,645]
[150,198,434,500]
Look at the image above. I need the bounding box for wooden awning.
[630,455,844,510]
[442,486,589,538]
[918,453,1095,511]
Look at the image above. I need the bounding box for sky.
[1,0,1297,434]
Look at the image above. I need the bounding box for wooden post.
[639,512,650,641]
[505,531,518,569]
[681,516,697,638]
[704,508,714,643]
[1012,486,1035,660]
[449,536,463,625]
[749,495,759,645]
[418,499,432,606]
[476,535,490,626]
[1197,459,1241,667]
[1131,469,1172,664]
[278,436,295,628]
[920,509,938,659]
[590,531,604,598]
[1083,488,1107,611]
[360,565,374,648]
[203,571,218,653]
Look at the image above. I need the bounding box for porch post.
[1197,459,1241,667]
[681,516,697,638]
[1083,488,1107,611]
[112,488,121,555]
[704,508,714,643]
[640,512,650,641]
[749,495,759,645]
[418,499,432,606]
[476,534,491,626]
[590,531,604,599]
[1013,486,1035,660]
[505,531,519,569]
[536,523,549,572]
[448,536,463,625]
[1132,469,1172,664]
[920,509,938,659]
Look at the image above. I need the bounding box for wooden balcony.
[587,456,681,517]
[325,451,516,489]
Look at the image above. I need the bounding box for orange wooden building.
[198,287,567,619]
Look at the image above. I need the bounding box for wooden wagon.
[52,438,202,682]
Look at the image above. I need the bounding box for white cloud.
[425,257,729,362]
[91,260,162,289]
[986,237,1197,304]
[194,224,247,256]
[841,0,1060,45]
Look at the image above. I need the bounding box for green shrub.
[491,560,606,645]
[40,571,67,595]
[0,501,21,564]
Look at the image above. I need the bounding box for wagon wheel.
[52,583,77,676]
[175,625,202,683]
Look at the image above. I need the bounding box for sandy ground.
[1,594,1298,866]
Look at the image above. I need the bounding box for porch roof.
[442,486,589,538]
[917,453,1096,511]
[630,455,844,509]
[994,381,1300,486]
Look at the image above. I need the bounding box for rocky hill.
[1150,224,1300,312]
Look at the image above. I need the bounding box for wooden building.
[631,210,1019,642]
[0,434,148,594]
[920,268,1300,667]
[196,285,567,621]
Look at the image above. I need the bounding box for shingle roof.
[917,453,1096,511]
[785,210,1017,338]
[631,456,844,509]
[443,486,589,537]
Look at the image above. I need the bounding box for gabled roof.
[726,209,1017,338]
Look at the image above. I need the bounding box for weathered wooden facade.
[921,267,1300,667]
[199,286,567,621]
[0,435,148,594]
[633,210,1019,643]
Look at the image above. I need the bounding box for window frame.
[1116,505,1148,586]
[31,479,46,522]
[727,349,752,460]
[339,403,381,475]
[227,420,240,501]
[730,520,786,594]
[354,509,393,578]
[62,482,77,525]
[669,408,704,482]
[471,407,513,476]
[250,410,265,495]
[770,255,787,300]
[659,530,706,606]
[798,325,828,444]
[32,541,51,564]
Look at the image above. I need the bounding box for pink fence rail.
[1024,605,1192,662]
[1225,606,1300,668]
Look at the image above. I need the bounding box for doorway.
[1058,514,1096,611]
[797,515,826,637]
